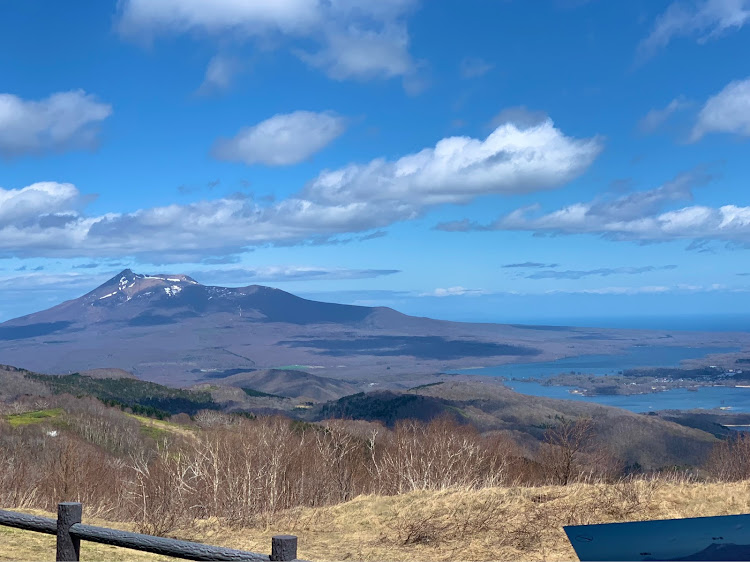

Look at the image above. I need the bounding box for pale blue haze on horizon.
[2,0,750,326]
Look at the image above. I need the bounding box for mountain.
[0,269,535,385]
[0,269,744,387]
[1,269,374,328]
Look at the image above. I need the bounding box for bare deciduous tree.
[705,432,750,481]
[539,417,595,485]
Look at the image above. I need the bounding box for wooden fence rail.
[0,502,300,562]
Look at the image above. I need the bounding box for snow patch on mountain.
[164,285,182,297]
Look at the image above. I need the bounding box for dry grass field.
[5,478,750,561]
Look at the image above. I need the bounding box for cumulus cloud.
[212,111,347,166]
[117,0,420,86]
[0,91,112,157]
[436,169,750,247]
[639,0,750,58]
[638,97,692,133]
[420,286,488,297]
[303,118,602,207]
[0,118,599,262]
[0,182,83,227]
[526,265,677,280]
[691,77,750,140]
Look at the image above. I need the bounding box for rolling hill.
[0,363,726,470]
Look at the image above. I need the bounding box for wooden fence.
[0,502,301,561]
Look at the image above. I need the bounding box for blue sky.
[2,0,750,326]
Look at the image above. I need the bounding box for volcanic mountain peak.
[88,269,202,303]
[111,268,200,286]
[69,269,377,326]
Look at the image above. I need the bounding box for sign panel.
[565,514,750,561]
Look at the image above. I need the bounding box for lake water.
[448,345,748,413]
[505,380,750,412]
[448,345,738,379]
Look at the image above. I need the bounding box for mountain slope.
[0,269,549,385]
[2,269,375,328]
[1,269,746,387]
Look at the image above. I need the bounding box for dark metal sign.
[565,513,750,561]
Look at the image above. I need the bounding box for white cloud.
[0,90,112,157]
[325,0,419,21]
[0,272,100,291]
[212,111,347,166]
[459,57,494,79]
[548,284,727,295]
[0,183,81,227]
[118,0,420,86]
[502,262,560,269]
[439,170,750,248]
[117,0,322,36]
[420,286,488,297]
[526,266,677,280]
[297,24,414,81]
[190,266,400,284]
[691,77,750,140]
[489,106,549,130]
[304,118,602,207]
[550,286,673,296]
[0,118,599,262]
[197,55,242,94]
[640,0,750,58]
[638,97,692,133]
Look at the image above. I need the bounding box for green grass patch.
[138,423,170,440]
[5,408,64,427]
[126,414,195,440]
[128,414,181,429]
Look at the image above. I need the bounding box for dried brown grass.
[195,478,750,562]
[3,405,750,561]
[5,479,750,561]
